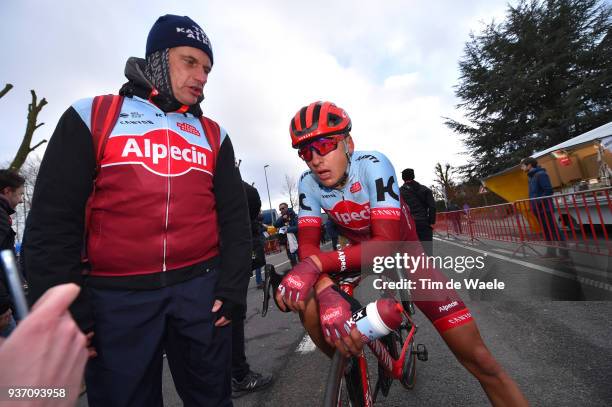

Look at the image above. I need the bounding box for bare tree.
[9,89,48,171]
[434,162,458,203]
[282,174,298,209]
[13,156,41,242]
[430,184,445,202]
[0,83,13,100]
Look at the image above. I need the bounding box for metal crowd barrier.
[264,237,282,255]
[434,187,612,256]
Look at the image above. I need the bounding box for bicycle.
[323,279,428,407]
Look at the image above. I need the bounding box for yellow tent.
[483,122,612,202]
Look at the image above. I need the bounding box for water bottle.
[352,298,403,342]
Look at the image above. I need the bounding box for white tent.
[532,122,612,159]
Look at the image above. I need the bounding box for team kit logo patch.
[177,122,201,137]
[102,129,213,176]
[325,200,371,230]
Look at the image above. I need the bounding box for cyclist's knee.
[462,344,502,378]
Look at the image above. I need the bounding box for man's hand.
[275,257,320,312]
[317,285,364,358]
[0,309,12,331]
[212,300,231,327]
[0,284,88,407]
[86,331,97,358]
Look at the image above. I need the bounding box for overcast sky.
[0,0,510,209]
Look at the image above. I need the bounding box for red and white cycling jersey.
[297,150,473,333]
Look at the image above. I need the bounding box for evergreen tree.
[446,0,612,179]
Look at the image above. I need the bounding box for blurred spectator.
[447,201,463,234]
[232,182,273,397]
[0,169,25,337]
[275,203,298,266]
[400,168,436,255]
[520,157,567,257]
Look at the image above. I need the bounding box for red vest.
[85,95,221,277]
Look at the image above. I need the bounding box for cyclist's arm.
[314,216,400,274]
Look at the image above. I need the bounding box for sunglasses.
[298,136,345,162]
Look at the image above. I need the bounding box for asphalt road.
[78,240,612,406]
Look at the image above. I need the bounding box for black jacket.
[0,197,16,314]
[243,182,262,232]
[399,181,436,225]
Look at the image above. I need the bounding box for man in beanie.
[22,14,251,406]
[399,168,436,255]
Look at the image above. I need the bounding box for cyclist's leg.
[298,295,335,358]
[441,322,529,407]
[415,295,527,407]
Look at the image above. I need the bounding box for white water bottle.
[352,298,403,342]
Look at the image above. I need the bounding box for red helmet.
[289,101,352,148]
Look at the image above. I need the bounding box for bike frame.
[339,281,417,404]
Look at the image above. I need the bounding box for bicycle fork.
[366,322,417,379]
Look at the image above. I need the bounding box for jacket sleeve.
[213,136,252,307]
[274,217,284,228]
[243,182,262,221]
[21,107,96,332]
[0,214,13,314]
[286,214,298,234]
[0,280,9,315]
[536,172,554,197]
[425,187,437,225]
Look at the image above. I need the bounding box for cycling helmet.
[289,101,352,148]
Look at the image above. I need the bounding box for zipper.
[162,112,171,272]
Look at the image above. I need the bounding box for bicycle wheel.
[323,351,368,407]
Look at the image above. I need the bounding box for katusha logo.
[176,122,200,137]
[102,129,213,176]
[326,200,371,230]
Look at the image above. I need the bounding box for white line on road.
[492,247,522,255]
[435,237,612,293]
[296,334,316,354]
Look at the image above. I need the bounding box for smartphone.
[1,250,29,319]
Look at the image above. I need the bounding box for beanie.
[402,168,415,181]
[146,14,214,65]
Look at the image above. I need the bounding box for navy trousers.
[85,270,232,407]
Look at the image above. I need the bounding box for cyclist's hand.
[275,257,320,312]
[317,285,364,357]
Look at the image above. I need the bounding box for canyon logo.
[102,130,213,176]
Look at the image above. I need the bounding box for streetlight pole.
[264,165,274,225]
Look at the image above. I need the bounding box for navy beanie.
[146,14,214,65]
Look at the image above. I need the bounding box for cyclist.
[274,101,528,406]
